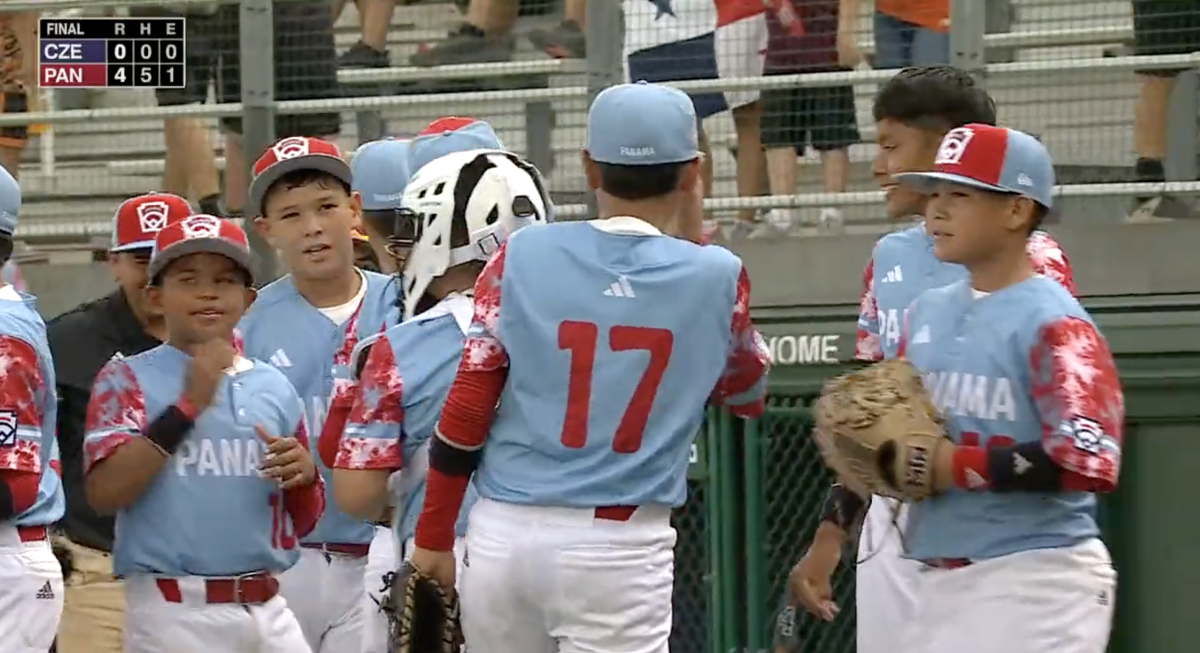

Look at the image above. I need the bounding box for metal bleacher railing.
[10,0,1200,249]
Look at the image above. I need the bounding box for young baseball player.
[409,116,504,174]
[0,167,66,653]
[786,66,1077,653]
[408,81,771,653]
[238,136,400,653]
[329,147,550,586]
[882,123,1120,653]
[82,215,324,653]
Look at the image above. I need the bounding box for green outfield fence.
[675,294,1200,653]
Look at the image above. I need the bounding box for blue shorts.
[627,32,729,119]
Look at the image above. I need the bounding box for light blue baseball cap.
[585,81,700,166]
[409,118,505,174]
[352,138,413,211]
[895,124,1055,209]
[0,167,18,235]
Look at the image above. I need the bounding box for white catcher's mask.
[400,148,550,320]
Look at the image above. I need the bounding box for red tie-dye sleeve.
[1027,231,1075,296]
[283,416,325,538]
[0,335,46,474]
[83,359,147,473]
[855,257,884,362]
[710,267,770,418]
[1030,316,1124,491]
[335,339,404,471]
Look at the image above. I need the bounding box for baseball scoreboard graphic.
[38,17,185,89]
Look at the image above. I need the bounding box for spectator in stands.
[872,0,948,68]
[215,2,342,218]
[625,0,768,230]
[129,6,225,216]
[48,194,192,653]
[334,0,397,68]
[758,0,862,235]
[0,10,38,179]
[529,0,587,59]
[1129,0,1200,219]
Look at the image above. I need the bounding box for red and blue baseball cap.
[895,124,1055,209]
[249,136,352,216]
[148,214,254,284]
[409,116,504,174]
[110,193,193,252]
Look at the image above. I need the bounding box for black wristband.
[819,483,869,531]
[428,430,482,478]
[0,478,14,520]
[987,441,1062,492]
[146,405,196,455]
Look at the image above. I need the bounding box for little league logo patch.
[181,215,222,240]
[0,409,17,446]
[935,127,976,166]
[272,137,311,161]
[136,201,170,233]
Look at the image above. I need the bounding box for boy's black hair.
[596,161,686,201]
[873,66,998,132]
[0,234,13,268]
[261,169,352,215]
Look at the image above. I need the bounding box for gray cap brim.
[148,237,255,284]
[248,154,353,217]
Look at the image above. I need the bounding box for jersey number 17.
[558,320,674,454]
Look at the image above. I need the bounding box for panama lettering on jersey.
[83,346,316,577]
[898,277,1122,561]
[336,294,479,542]
[238,271,399,546]
[464,221,770,508]
[0,293,65,528]
[856,224,1074,362]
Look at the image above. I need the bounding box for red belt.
[17,525,47,542]
[594,506,638,522]
[301,542,371,557]
[921,557,973,569]
[156,573,279,605]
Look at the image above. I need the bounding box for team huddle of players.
[0,66,1121,653]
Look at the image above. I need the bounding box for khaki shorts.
[57,541,124,653]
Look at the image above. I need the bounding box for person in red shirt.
[759,0,863,235]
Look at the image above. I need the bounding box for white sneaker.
[818,207,845,234]
[751,209,794,237]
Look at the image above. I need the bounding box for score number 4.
[558,320,674,454]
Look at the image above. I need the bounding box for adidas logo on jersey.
[603,275,636,298]
[881,265,904,283]
[268,349,292,368]
[911,325,931,345]
[35,581,54,600]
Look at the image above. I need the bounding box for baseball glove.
[813,359,951,502]
[381,562,463,653]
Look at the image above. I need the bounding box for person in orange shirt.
[873,0,949,68]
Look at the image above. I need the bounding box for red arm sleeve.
[855,257,884,362]
[710,267,770,418]
[415,244,511,551]
[0,335,47,475]
[0,470,39,514]
[1027,231,1076,296]
[282,418,325,538]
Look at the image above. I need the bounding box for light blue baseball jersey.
[0,289,64,528]
[238,271,399,545]
[467,218,770,508]
[337,294,478,542]
[900,276,1124,561]
[83,345,310,577]
[857,224,1074,362]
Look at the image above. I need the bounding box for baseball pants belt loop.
[594,505,638,522]
[300,542,371,558]
[920,557,974,570]
[16,525,48,542]
[155,572,280,604]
